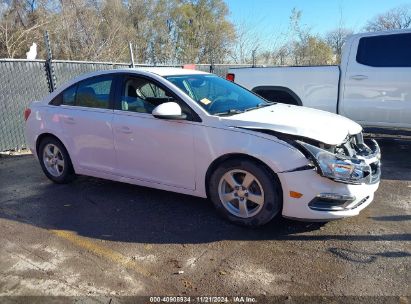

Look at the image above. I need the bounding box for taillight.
[226,73,235,82]
[24,108,31,121]
[183,64,196,70]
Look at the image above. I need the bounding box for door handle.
[350,75,368,80]
[117,126,132,134]
[64,117,75,124]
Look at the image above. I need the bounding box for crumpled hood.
[220,103,362,145]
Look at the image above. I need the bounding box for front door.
[112,75,197,190]
[341,33,411,130]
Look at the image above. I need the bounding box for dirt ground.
[0,138,410,303]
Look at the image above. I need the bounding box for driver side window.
[120,77,174,114]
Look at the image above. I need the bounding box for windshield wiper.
[214,109,244,116]
[214,102,276,116]
[244,102,276,112]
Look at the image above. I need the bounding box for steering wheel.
[207,96,227,113]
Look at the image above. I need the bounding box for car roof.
[131,67,209,76]
[349,28,411,39]
[61,67,209,88]
[44,67,211,103]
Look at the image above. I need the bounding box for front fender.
[193,126,310,197]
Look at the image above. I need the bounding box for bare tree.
[230,21,260,64]
[0,0,48,58]
[0,2,9,19]
[289,8,312,65]
[0,0,236,62]
[364,5,411,32]
[325,28,352,63]
[324,6,353,64]
[272,45,290,65]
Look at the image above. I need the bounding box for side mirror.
[152,102,187,120]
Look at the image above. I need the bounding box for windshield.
[165,74,270,116]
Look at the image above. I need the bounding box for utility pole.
[252,48,257,68]
[209,50,214,74]
[129,42,135,68]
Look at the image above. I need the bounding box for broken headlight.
[296,141,371,184]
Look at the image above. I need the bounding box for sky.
[223,0,411,50]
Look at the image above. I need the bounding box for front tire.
[208,159,282,227]
[38,137,76,184]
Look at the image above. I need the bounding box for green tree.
[171,0,235,63]
[288,8,333,65]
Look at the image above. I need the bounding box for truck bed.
[230,66,340,113]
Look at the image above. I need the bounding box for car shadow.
[0,138,410,244]
[0,176,410,244]
[376,138,411,181]
[368,215,411,222]
[328,247,411,264]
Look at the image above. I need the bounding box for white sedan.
[24,68,381,226]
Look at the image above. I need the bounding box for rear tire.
[38,137,76,184]
[208,159,282,227]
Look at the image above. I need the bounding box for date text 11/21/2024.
[149,296,257,303]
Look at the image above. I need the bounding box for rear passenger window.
[356,33,411,67]
[49,85,76,106]
[62,85,76,106]
[76,76,113,109]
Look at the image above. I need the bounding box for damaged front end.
[295,133,381,185]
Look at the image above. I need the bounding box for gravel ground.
[0,138,410,303]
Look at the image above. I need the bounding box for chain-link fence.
[0,60,251,151]
[0,59,50,151]
[196,64,253,76]
[53,60,131,87]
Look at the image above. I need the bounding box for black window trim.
[356,33,411,68]
[251,85,302,106]
[114,72,202,123]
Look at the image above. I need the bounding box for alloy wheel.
[42,143,65,177]
[218,169,265,218]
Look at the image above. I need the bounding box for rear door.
[56,74,117,173]
[341,32,411,129]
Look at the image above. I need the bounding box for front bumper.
[278,168,380,221]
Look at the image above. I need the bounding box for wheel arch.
[204,153,283,199]
[252,86,302,106]
[36,133,70,160]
